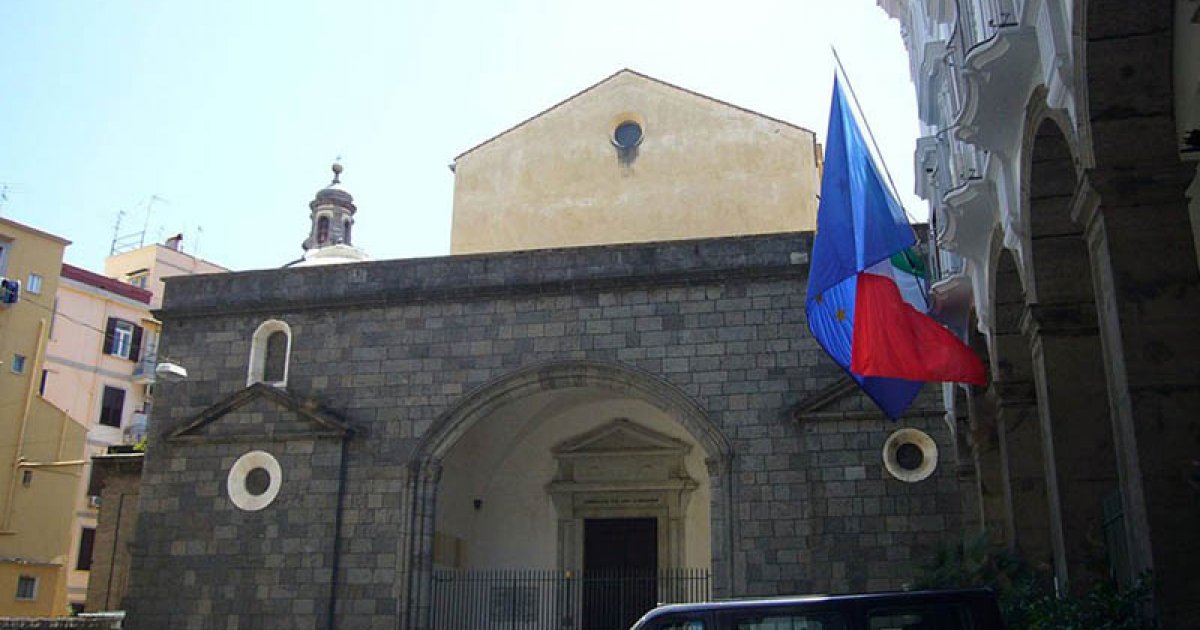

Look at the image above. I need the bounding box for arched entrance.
[400,360,732,629]
[986,243,1054,571]
[1021,112,1120,593]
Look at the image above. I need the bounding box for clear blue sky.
[0,0,921,272]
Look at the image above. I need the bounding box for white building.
[878,0,1200,625]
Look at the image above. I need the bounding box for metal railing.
[430,568,710,630]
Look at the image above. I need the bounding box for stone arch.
[1069,2,1200,622]
[1072,0,1182,172]
[1017,100,1085,306]
[414,360,732,465]
[400,360,734,629]
[1018,96,1120,593]
[985,242,1053,570]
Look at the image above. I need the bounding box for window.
[651,619,707,630]
[103,318,143,361]
[15,575,36,601]
[731,612,848,630]
[38,369,47,395]
[867,604,973,629]
[76,528,96,571]
[613,120,644,149]
[247,320,292,386]
[343,219,352,244]
[0,240,9,276]
[129,273,148,289]
[99,386,126,428]
[21,470,32,487]
[25,273,42,294]
[263,331,288,383]
[316,216,330,244]
[10,354,25,374]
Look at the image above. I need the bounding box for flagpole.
[829,46,911,222]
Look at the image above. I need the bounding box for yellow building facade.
[104,238,229,310]
[450,69,822,254]
[0,218,88,617]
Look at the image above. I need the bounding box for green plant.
[916,533,1155,629]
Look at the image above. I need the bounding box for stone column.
[399,460,441,630]
[706,455,735,598]
[1077,168,1200,623]
[1023,302,1117,593]
[993,382,1055,574]
[969,388,1007,545]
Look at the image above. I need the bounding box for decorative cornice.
[167,382,353,443]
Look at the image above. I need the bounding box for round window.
[882,428,938,482]
[227,450,282,511]
[613,121,643,149]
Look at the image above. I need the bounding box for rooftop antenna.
[140,195,168,246]
[0,183,24,216]
[110,210,128,255]
[110,195,167,255]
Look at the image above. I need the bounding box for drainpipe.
[326,438,349,630]
[1,318,49,532]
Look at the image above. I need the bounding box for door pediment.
[553,417,691,458]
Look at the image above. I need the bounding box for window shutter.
[129,325,143,362]
[102,318,117,355]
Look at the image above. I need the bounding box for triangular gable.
[789,377,943,421]
[453,68,814,161]
[553,418,691,457]
[790,377,861,420]
[168,383,353,442]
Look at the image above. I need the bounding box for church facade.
[124,72,967,629]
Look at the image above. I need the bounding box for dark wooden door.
[583,518,658,630]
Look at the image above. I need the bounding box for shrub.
[916,533,1154,629]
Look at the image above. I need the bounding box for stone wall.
[125,232,964,629]
[84,454,142,614]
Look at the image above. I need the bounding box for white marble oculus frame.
[882,428,939,483]
[227,450,283,511]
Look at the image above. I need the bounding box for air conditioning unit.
[87,495,102,509]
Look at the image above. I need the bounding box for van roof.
[640,588,997,616]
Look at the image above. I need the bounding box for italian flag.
[850,250,986,385]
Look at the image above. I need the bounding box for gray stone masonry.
[125,231,962,629]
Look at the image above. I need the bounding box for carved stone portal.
[547,418,699,571]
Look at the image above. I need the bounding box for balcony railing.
[132,348,157,384]
[430,568,710,630]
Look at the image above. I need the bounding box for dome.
[309,163,357,213]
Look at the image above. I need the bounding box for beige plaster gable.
[450,69,822,254]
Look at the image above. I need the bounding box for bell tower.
[294,163,369,267]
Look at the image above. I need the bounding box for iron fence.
[430,568,709,630]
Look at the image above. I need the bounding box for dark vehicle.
[629,588,1005,630]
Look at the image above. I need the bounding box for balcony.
[132,350,157,385]
[123,412,149,444]
[952,0,1037,154]
[939,175,995,258]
